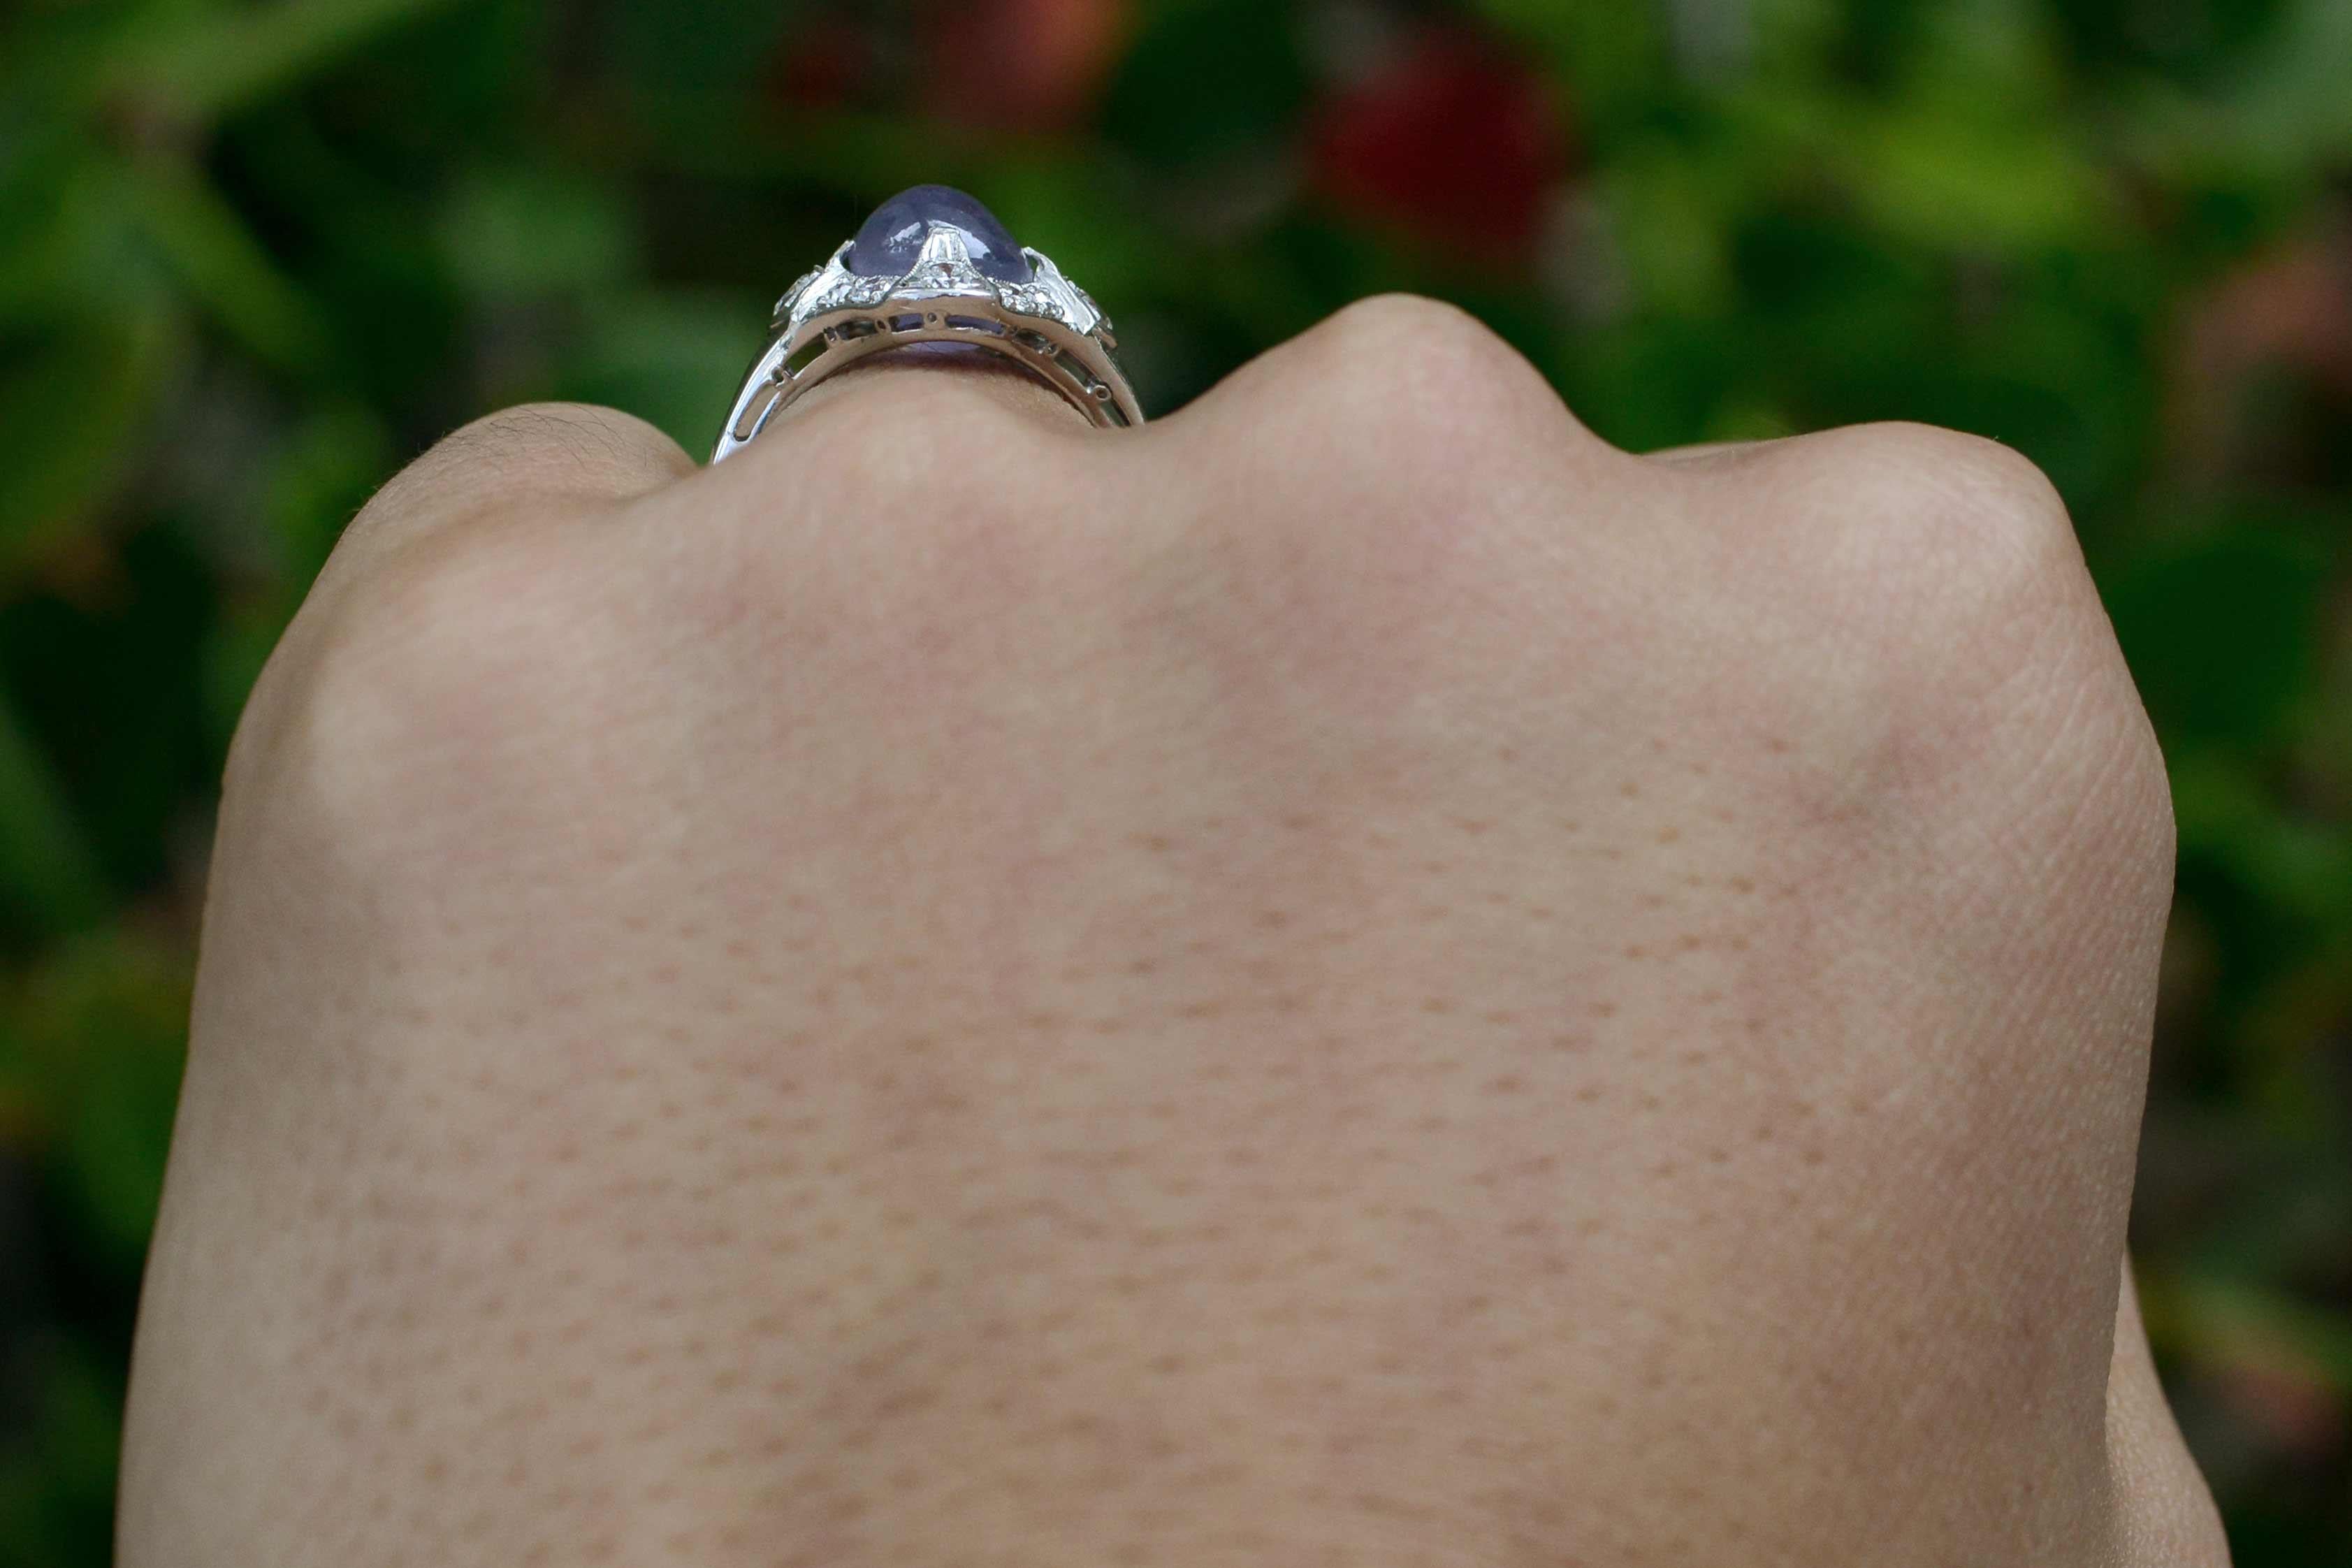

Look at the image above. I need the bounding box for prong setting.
[720,188,1139,460]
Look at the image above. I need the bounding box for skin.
[118,296,2229,1567]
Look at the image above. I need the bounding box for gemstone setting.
[844,184,1033,284]
[716,181,1139,458]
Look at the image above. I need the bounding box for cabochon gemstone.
[845,184,1033,284]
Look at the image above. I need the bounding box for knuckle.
[1140,296,1655,755]
[1776,423,2107,704]
[338,402,685,558]
[1806,421,2076,611]
[731,370,1054,554]
[2086,683,2177,878]
[704,370,1083,616]
[1177,293,1607,638]
[1313,292,1522,379]
[1734,422,2172,900]
[1292,293,1582,471]
[229,512,614,869]
[431,400,672,476]
[1878,421,2072,555]
[783,366,1048,483]
[668,371,1140,731]
[444,401,689,493]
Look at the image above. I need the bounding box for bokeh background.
[2,0,2348,1561]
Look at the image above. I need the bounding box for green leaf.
[0,133,107,325]
[2130,0,2352,180]
[2171,753,2352,929]
[0,690,108,933]
[2170,1272,2352,1395]
[611,0,804,94]
[1101,0,1311,175]
[1599,145,1736,317]
[203,600,296,762]
[0,307,181,574]
[3,927,190,1262]
[2106,525,2330,749]
[99,0,471,125]
[262,399,394,579]
[439,164,639,303]
[1834,86,2114,252]
[1465,0,1666,122]
[0,1337,120,1568]
[128,159,333,373]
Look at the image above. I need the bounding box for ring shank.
[714,303,1139,461]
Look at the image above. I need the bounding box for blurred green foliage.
[1,0,2349,1562]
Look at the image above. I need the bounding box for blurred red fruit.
[1310,30,1571,265]
[2169,224,2352,481]
[2210,1342,2346,1465]
[924,0,1131,130]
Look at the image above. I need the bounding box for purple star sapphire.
[844,184,1034,285]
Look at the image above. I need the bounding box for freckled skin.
[120,306,2225,1567]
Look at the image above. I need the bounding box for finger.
[319,402,695,593]
[2105,1261,2232,1565]
[1643,436,1794,468]
[1149,293,1647,516]
[686,346,1101,585]
[754,340,1094,435]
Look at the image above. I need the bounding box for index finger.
[317,402,696,595]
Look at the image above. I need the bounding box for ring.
[711,184,1142,461]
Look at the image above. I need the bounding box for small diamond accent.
[801,273,892,317]
[774,268,820,319]
[901,261,987,295]
[1001,286,1063,321]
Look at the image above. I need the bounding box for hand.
[119,297,2228,1567]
